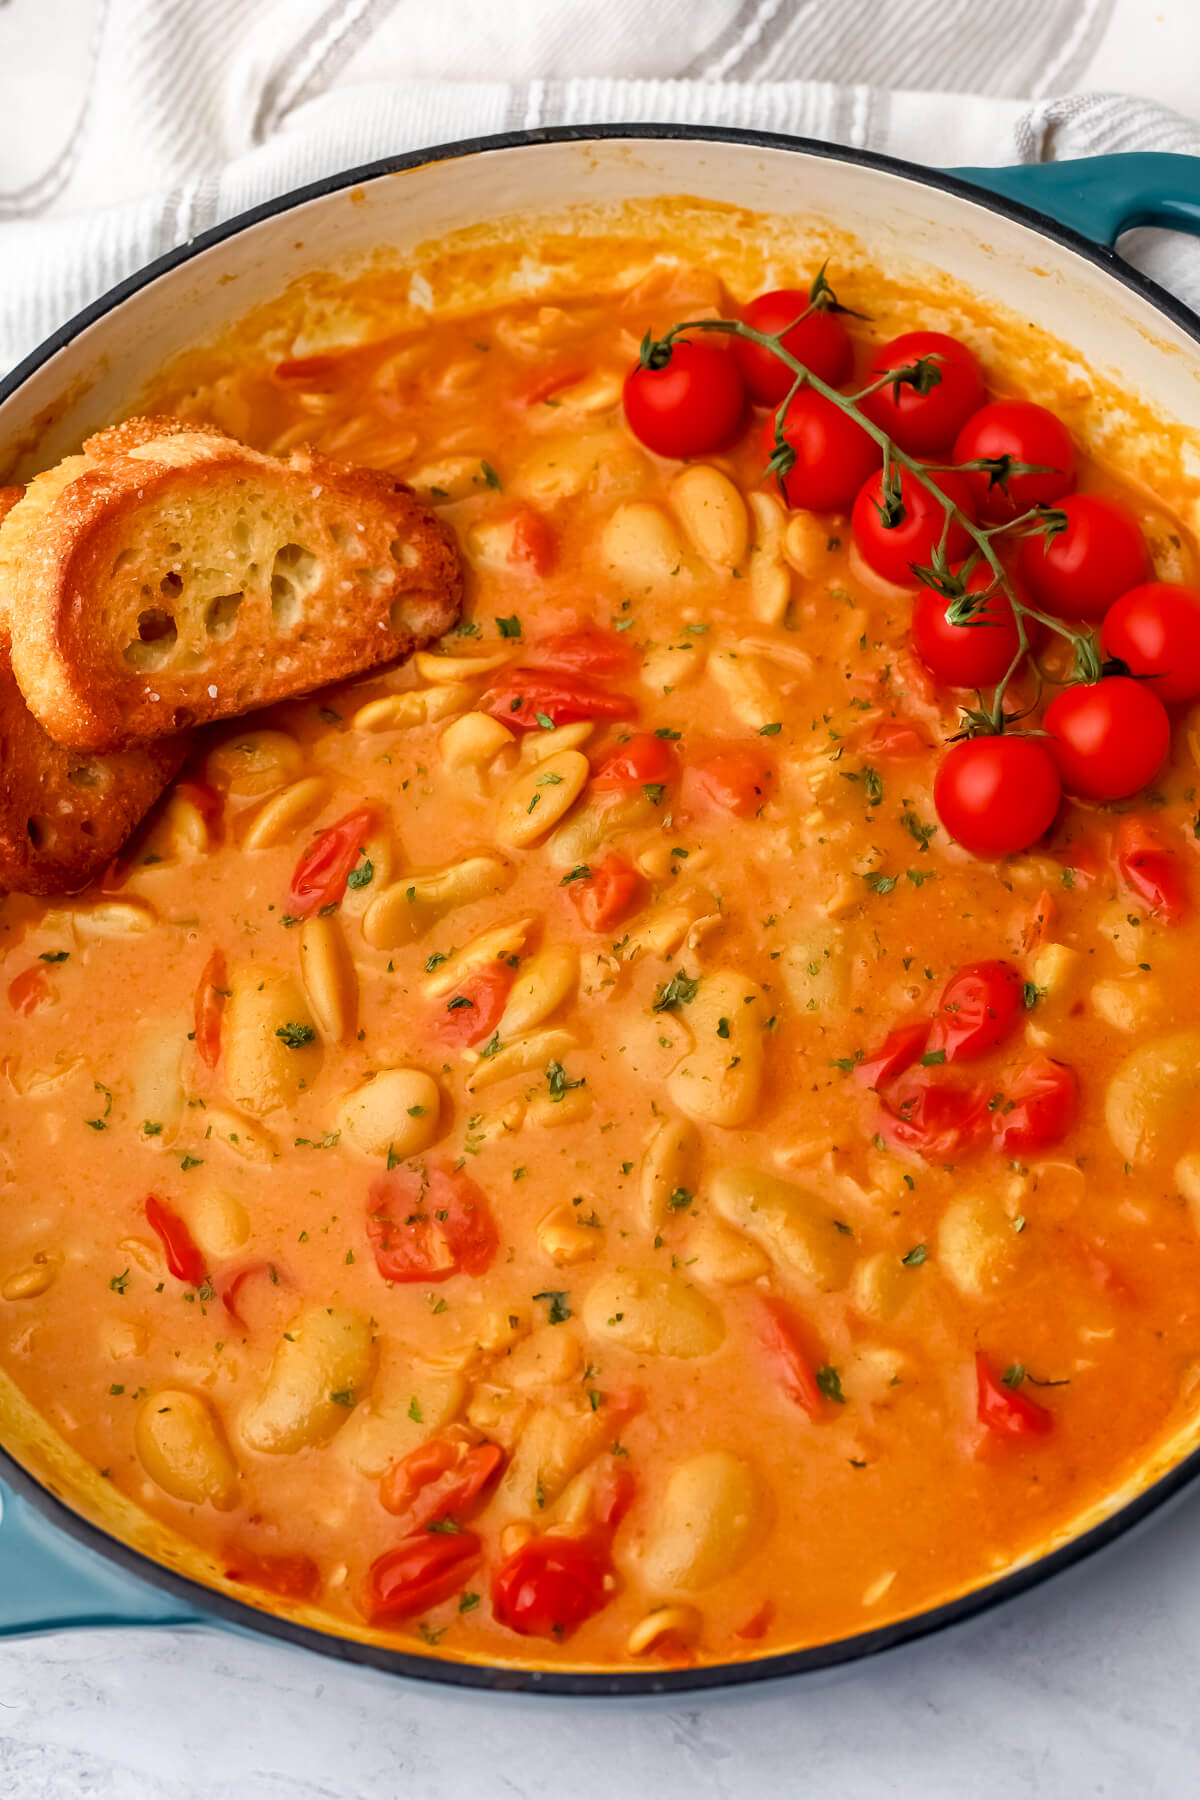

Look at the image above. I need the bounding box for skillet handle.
[0,1476,200,1635]
[950,152,1200,249]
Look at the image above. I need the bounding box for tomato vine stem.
[647,314,1088,734]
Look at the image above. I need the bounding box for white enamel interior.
[2,135,1199,476]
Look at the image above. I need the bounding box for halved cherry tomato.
[192,947,227,1069]
[860,719,931,759]
[926,961,1023,1063]
[491,1532,612,1638]
[7,966,50,1015]
[567,852,642,933]
[757,1295,823,1419]
[991,1058,1078,1154]
[367,1164,499,1283]
[380,1435,504,1529]
[507,506,557,575]
[761,392,881,512]
[220,1260,288,1328]
[852,467,976,588]
[528,627,638,681]
[1044,676,1169,802]
[433,963,514,1049]
[1114,815,1189,923]
[1016,494,1150,622]
[223,1546,321,1600]
[952,400,1076,522]
[591,732,678,790]
[934,735,1061,858]
[623,338,745,459]
[366,1530,483,1623]
[733,288,854,403]
[1101,581,1200,704]
[684,746,775,817]
[144,1195,207,1286]
[484,670,635,732]
[877,1073,990,1160]
[975,1353,1054,1440]
[911,568,1023,688]
[855,1022,931,1092]
[286,807,375,917]
[860,330,985,455]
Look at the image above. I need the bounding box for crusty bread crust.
[1,422,463,751]
[0,483,185,895]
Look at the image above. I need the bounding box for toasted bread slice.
[0,419,463,751]
[0,484,185,894]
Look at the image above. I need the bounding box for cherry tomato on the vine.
[852,467,976,588]
[1016,493,1151,622]
[952,400,1076,522]
[623,338,744,459]
[1100,581,1200,703]
[860,330,985,455]
[1043,676,1170,801]
[761,393,880,512]
[733,288,853,404]
[934,734,1061,857]
[911,566,1024,688]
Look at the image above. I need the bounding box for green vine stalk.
[641,283,1097,734]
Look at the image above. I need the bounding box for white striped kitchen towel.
[1,0,1200,373]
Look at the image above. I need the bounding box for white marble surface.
[3,1482,1200,1797]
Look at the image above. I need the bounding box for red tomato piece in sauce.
[926,961,1023,1063]
[286,808,375,917]
[144,1195,207,1287]
[684,746,775,817]
[566,852,642,933]
[366,1531,483,1623]
[192,947,227,1069]
[990,1058,1078,1155]
[433,963,514,1049]
[484,671,635,732]
[367,1165,499,1283]
[975,1353,1054,1440]
[491,1533,612,1638]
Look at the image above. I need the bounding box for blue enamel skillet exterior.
[3,129,1200,1695]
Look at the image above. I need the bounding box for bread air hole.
[123,607,178,670]
[205,591,243,636]
[390,537,418,568]
[270,542,320,630]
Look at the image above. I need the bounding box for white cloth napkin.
[2,0,1200,375]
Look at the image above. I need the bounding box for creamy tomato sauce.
[5,255,1200,1672]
